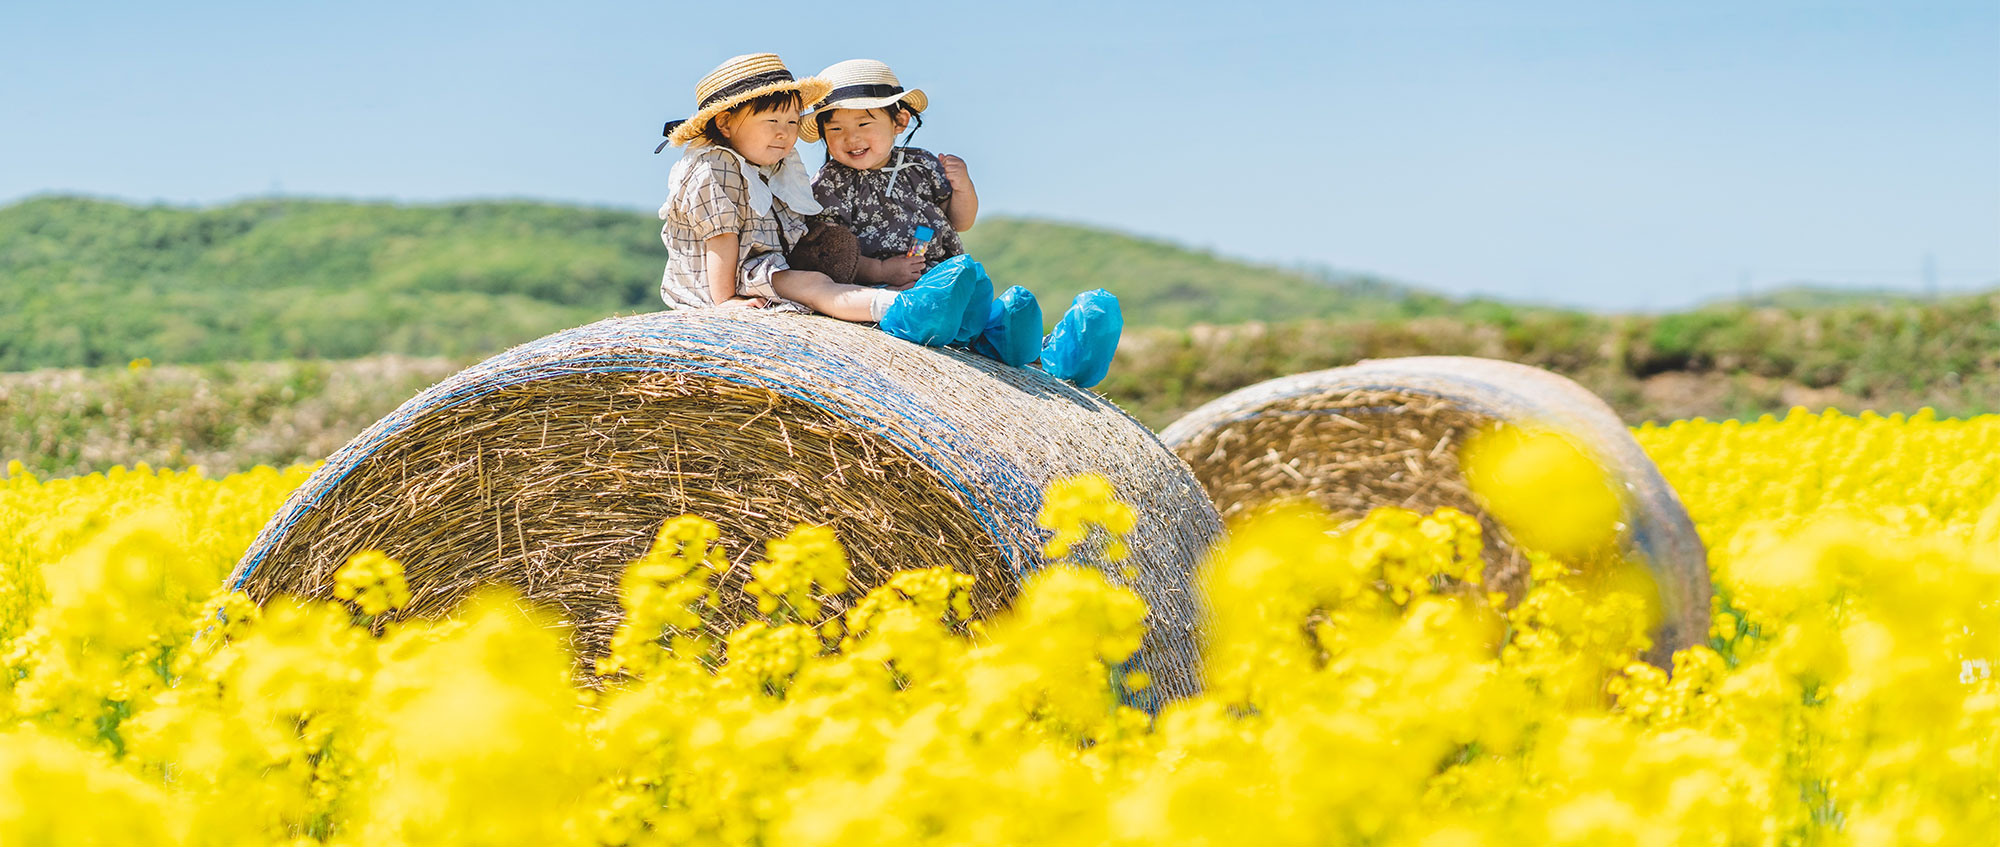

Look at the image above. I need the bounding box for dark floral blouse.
[811,147,965,268]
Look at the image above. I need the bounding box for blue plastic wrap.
[971,285,1044,366]
[1040,289,1123,388]
[879,255,977,346]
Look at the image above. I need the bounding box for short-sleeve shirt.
[659,144,810,310]
[811,147,964,268]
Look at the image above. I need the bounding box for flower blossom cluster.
[0,409,1993,844]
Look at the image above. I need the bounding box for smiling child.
[806,59,1122,387]
[655,54,977,346]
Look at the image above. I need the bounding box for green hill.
[961,219,1456,326]
[0,196,1448,371]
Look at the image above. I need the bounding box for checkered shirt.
[658,144,811,310]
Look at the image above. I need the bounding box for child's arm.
[703,233,765,307]
[940,154,978,231]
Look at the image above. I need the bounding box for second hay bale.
[1159,356,1711,666]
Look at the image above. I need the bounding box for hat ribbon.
[655,68,799,153]
[699,68,797,108]
[822,82,903,104]
[817,81,924,174]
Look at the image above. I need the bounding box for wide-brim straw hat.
[661,53,832,149]
[799,59,928,143]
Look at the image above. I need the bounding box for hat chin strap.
[880,112,926,197]
[656,120,686,154]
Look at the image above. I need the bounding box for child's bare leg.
[771,270,889,322]
[775,260,982,347]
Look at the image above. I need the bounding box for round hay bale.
[228,310,1219,702]
[1157,356,1709,667]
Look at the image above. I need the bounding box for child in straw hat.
[655,53,982,346]
[807,59,1122,387]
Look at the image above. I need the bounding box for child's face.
[717,104,802,166]
[820,107,909,171]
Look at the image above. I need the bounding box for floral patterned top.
[811,147,964,268]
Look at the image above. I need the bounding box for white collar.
[661,146,823,219]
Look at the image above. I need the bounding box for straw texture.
[798,59,928,142]
[1158,356,1711,667]
[668,53,831,147]
[228,309,1219,702]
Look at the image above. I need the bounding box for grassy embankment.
[1102,293,2000,423]
[8,293,1995,477]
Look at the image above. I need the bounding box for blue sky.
[5,0,1995,309]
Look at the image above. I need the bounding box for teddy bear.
[785,219,861,286]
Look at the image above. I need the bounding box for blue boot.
[880,255,978,346]
[971,285,1043,366]
[952,259,996,346]
[1039,289,1122,388]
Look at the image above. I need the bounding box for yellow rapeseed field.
[2,409,1996,845]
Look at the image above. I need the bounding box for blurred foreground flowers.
[0,409,1995,845]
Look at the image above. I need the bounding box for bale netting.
[1157,356,1709,667]
[227,309,1220,703]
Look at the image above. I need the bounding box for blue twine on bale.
[226,309,1222,706]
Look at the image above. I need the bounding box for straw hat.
[799,59,928,143]
[660,53,832,149]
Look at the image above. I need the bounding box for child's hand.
[940,155,978,231]
[878,255,926,287]
[717,296,769,309]
[940,154,972,191]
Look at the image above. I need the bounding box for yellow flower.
[0,411,1994,843]
[1037,473,1137,562]
[746,524,848,622]
[331,549,410,617]
[1462,425,1622,556]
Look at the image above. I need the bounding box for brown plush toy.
[787,219,861,286]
